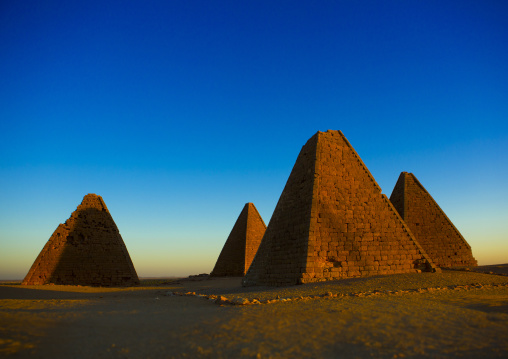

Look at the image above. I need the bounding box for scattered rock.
[232,297,250,305]
[215,296,229,305]
[161,278,508,309]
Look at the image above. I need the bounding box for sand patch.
[0,299,93,356]
[1,271,508,358]
[175,288,508,358]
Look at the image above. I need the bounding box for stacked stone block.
[211,203,266,276]
[390,172,477,268]
[22,194,140,286]
[243,130,438,287]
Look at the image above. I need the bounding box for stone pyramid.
[211,203,266,276]
[389,172,477,268]
[22,194,139,286]
[243,130,438,287]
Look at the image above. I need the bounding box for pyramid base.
[22,277,140,287]
[243,266,441,287]
[300,267,441,284]
[210,272,245,277]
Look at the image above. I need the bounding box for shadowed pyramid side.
[389,172,477,268]
[22,194,139,286]
[211,203,266,276]
[242,134,319,286]
[244,130,438,287]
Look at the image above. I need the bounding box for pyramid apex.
[325,129,341,134]
[396,172,410,181]
[309,130,346,145]
[315,129,342,135]
[245,202,256,211]
[314,129,350,142]
[78,193,108,212]
[83,193,101,199]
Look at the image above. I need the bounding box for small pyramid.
[389,172,477,268]
[22,194,140,286]
[243,130,438,287]
[211,203,266,276]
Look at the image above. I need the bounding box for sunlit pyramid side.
[22,194,140,286]
[211,203,266,276]
[389,172,477,268]
[243,130,438,287]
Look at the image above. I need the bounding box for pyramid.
[211,203,266,276]
[389,172,477,268]
[22,194,140,286]
[243,130,438,287]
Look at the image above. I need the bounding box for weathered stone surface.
[389,172,477,268]
[243,130,437,287]
[22,194,139,286]
[211,203,266,276]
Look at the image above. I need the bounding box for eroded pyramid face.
[390,172,477,268]
[22,194,139,286]
[243,130,437,287]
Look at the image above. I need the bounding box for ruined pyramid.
[211,203,266,276]
[389,172,477,268]
[243,130,438,287]
[22,194,140,286]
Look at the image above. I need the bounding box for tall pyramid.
[389,172,477,268]
[243,130,438,287]
[22,194,140,286]
[211,203,266,276]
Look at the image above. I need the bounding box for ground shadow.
[0,285,102,300]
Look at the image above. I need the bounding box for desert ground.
[1,265,508,358]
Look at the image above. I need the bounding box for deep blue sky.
[1,0,507,279]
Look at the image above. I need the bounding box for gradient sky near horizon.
[1,1,507,279]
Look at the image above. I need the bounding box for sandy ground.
[1,265,507,358]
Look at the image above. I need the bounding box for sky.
[0,0,507,279]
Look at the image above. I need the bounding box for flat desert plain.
[1,265,508,358]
